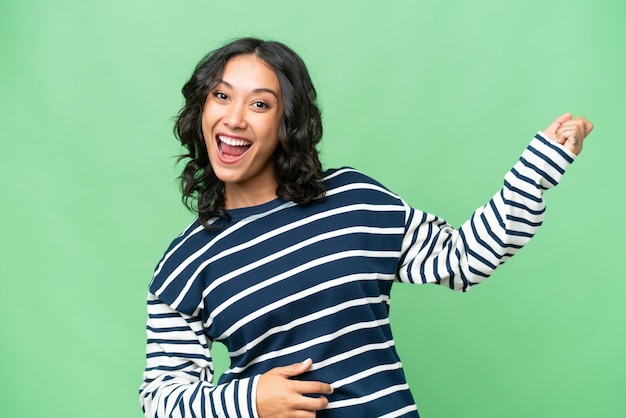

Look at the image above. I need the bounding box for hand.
[543,113,594,155]
[256,358,333,418]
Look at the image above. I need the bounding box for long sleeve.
[139,293,260,418]
[397,132,576,290]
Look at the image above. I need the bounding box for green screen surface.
[1,1,624,417]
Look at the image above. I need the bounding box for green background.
[1,1,624,417]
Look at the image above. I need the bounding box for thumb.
[543,112,572,140]
[272,358,314,378]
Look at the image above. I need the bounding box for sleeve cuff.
[516,132,577,189]
[534,131,578,164]
[226,375,260,418]
[249,374,260,418]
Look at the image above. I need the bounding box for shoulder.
[323,167,404,205]
[153,219,213,274]
[147,218,218,315]
[323,167,383,186]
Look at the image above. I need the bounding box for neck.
[223,181,279,210]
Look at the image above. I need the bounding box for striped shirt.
[140,133,575,417]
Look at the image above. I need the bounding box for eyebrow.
[217,79,280,100]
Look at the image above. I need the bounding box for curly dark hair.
[174,37,326,228]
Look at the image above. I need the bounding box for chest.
[199,206,406,346]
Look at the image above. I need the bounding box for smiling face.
[201,54,283,209]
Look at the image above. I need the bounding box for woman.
[139,37,593,417]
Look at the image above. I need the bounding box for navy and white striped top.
[140,133,575,417]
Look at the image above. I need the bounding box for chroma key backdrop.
[1,1,624,417]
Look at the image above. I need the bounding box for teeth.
[219,135,251,147]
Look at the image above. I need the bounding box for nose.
[223,102,247,130]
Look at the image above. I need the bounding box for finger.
[543,112,572,140]
[564,126,581,144]
[291,411,317,418]
[292,395,329,411]
[289,408,322,418]
[291,379,334,396]
[554,112,573,124]
[557,125,583,154]
[556,126,569,144]
[560,120,587,143]
[272,358,314,378]
[557,126,576,145]
[574,116,594,137]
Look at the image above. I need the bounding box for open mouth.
[217,135,252,159]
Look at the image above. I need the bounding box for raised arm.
[397,115,593,290]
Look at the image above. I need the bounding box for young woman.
[139,37,593,418]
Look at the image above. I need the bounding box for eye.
[252,101,269,110]
[213,91,228,101]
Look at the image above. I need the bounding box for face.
[202,54,283,207]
